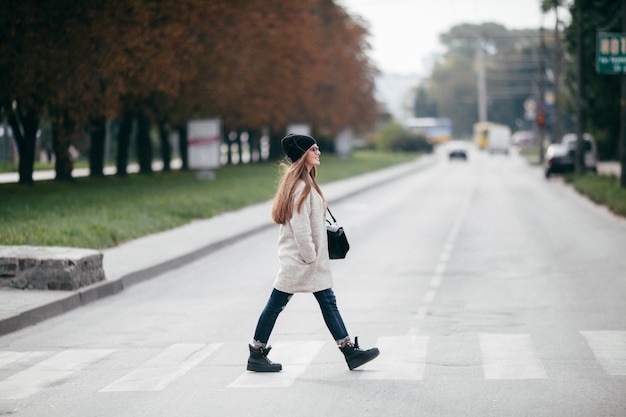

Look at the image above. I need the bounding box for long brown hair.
[271,156,325,224]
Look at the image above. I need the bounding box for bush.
[375,123,433,153]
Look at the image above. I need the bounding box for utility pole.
[619,1,626,188]
[537,27,547,164]
[551,7,563,144]
[575,4,585,174]
[476,37,488,123]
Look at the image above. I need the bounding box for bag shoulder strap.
[327,207,337,224]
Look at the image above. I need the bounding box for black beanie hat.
[281,133,317,162]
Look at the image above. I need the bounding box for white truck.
[487,125,511,154]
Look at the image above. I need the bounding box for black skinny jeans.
[253,288,350,346]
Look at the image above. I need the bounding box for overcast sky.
[339,0,561,75]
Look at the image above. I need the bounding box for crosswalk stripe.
[0,349,114,399]
[581,331,626,376]
[2,330,625,397]
[100,343,222,392]
[480,334,547,379]
[359,336,428,380]
[0,351,48,369]
[228,341,325,388]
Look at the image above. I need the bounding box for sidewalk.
[0,156,435,336]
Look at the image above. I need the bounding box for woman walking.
[247,133,380,372]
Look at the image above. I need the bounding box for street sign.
[188,118,221,171]
[597,33,626,74]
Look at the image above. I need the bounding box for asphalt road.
[0,146,625,417]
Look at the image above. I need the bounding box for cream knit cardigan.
[273,180,333,293]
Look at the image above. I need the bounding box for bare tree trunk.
[621,0,626,188]
[116,110,133,176]
[177,124,189,171]
[52,112,74,182]
[89,116,106,178]
[136,108,152,174]
[269,131,284,161]
[574,6,585,175]
[158,120,171,172]
[7,107,38,186]
[551,7,563,144]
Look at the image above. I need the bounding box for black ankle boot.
[247,344,282,372]
[339,337,380,370]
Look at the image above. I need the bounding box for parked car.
[544,133,598,178]
[511,130,534,147]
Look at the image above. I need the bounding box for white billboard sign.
[286,124,311,136]
[335,127,354,159]
[188,118,221,171]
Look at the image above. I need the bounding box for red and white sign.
[188,118,221,170]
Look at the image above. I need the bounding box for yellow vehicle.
[472,122,497,150]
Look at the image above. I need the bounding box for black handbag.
[326,207,350,259]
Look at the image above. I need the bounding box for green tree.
[563,0,622,160]
[484,30,542,132]
[430,54,478,137]
[541,0,567,143]
[412,85,438,117]
[430,23,542,137]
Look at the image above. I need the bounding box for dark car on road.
[447,141,468,161]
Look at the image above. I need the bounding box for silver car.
[544,133,598,178]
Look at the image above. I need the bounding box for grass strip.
[0,151,418,249]
[568,174,626,218]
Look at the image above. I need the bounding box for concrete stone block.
[0,246,105,291]
[0,258,17,277]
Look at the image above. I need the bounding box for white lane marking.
[228,341,325,388]
[429,274,442,288]
[581,331,626,376]
[359,336,428,380]
[480,334,547,379]
[434,262,447,276]
[100,343,221,392]
[0,351,48,369]
[422,290,436,303]
[422,190,473,311]
[445,189,471,245]
[0,349,114,399]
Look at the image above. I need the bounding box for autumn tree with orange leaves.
[0,0,377,184]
